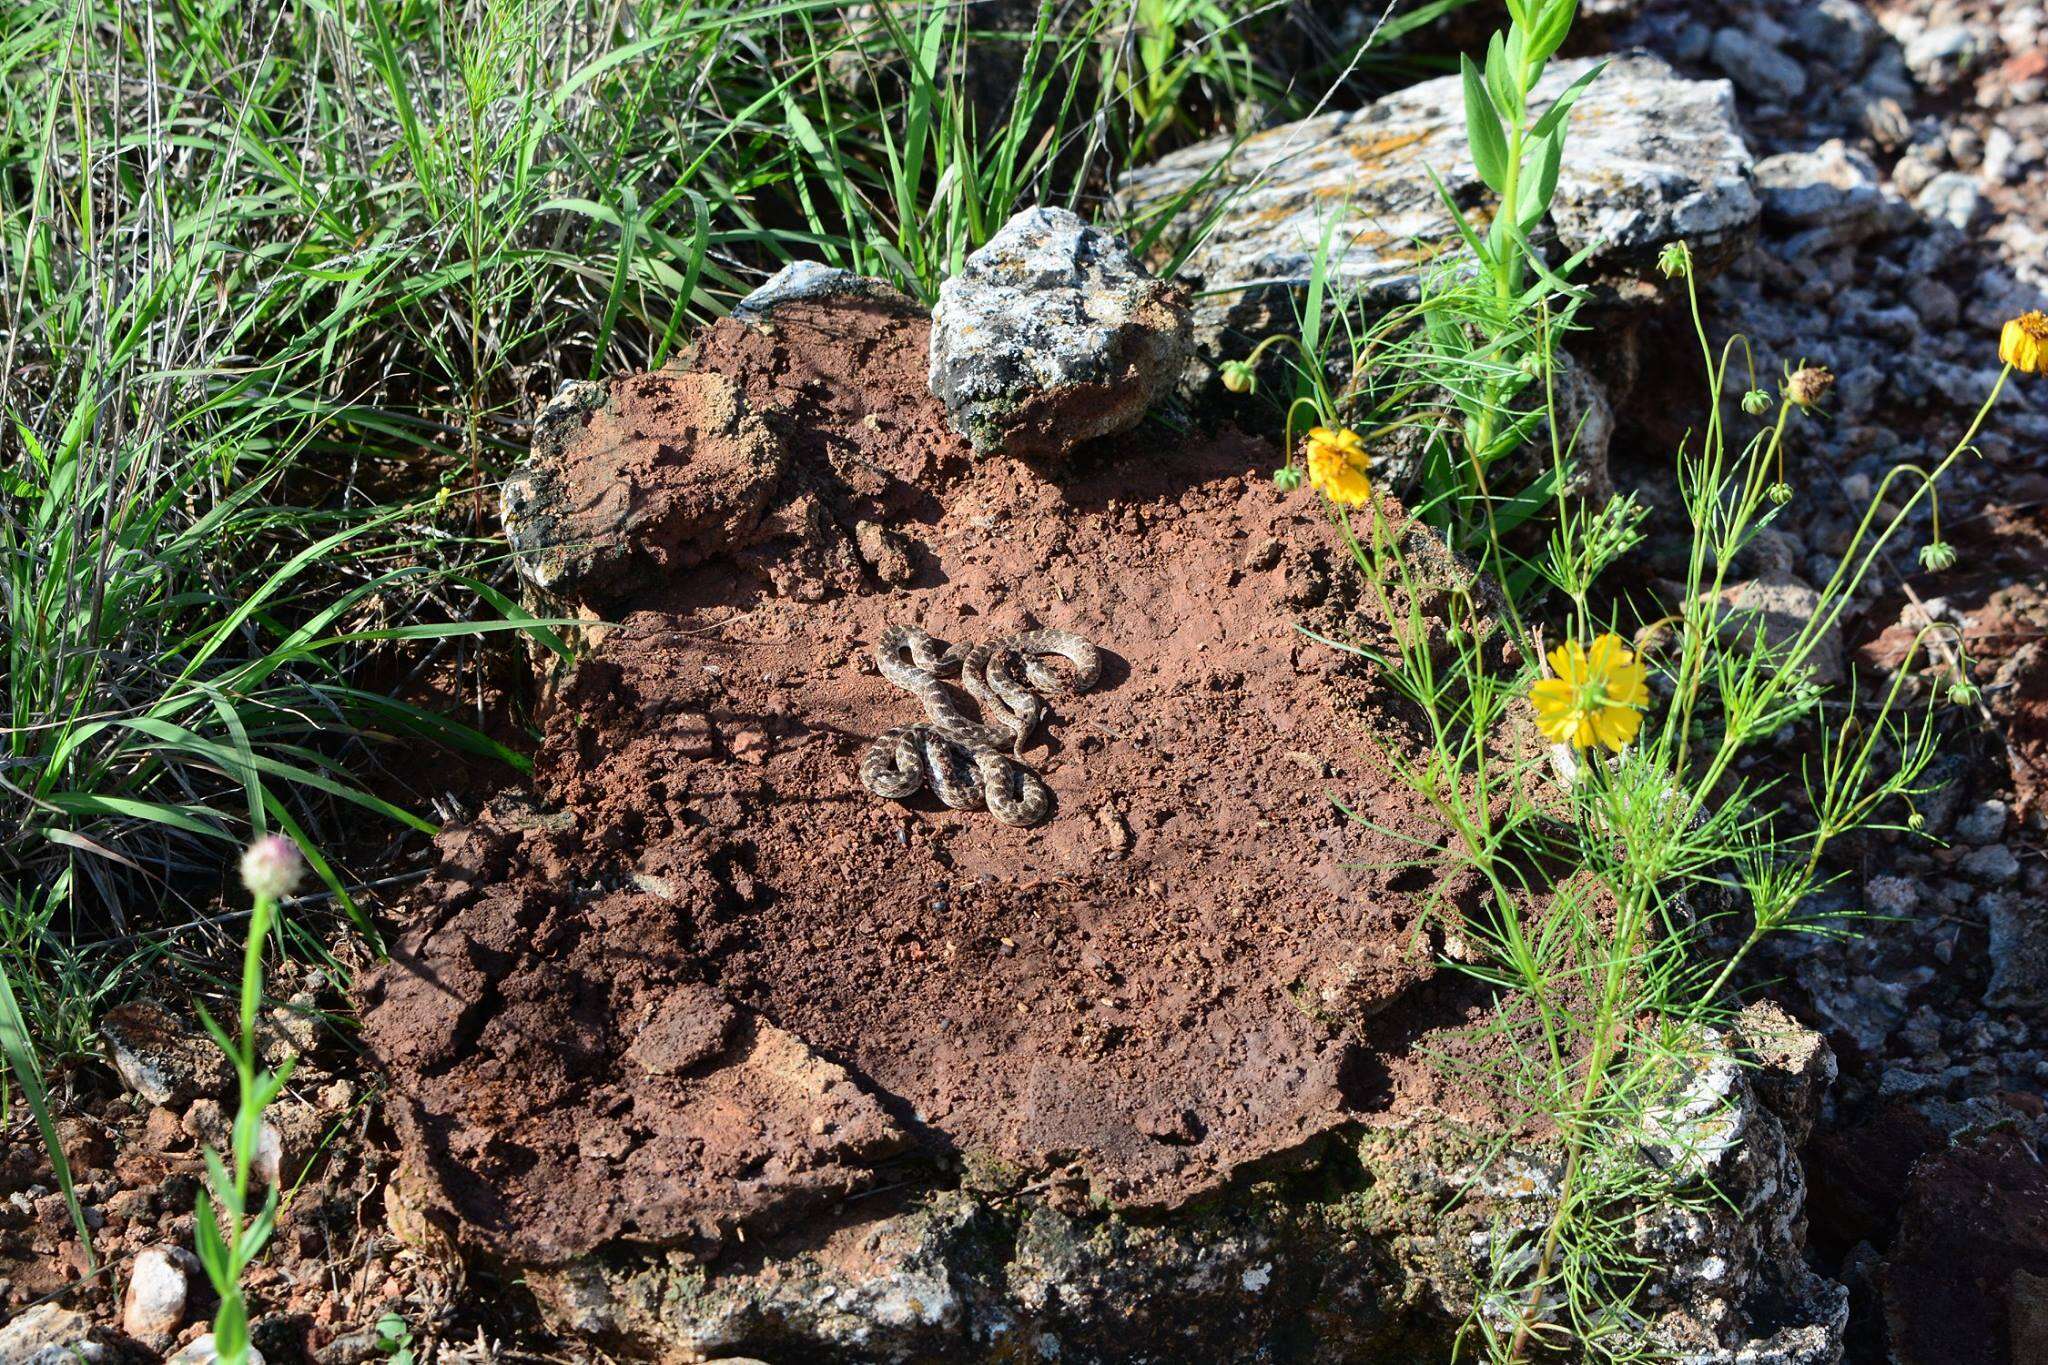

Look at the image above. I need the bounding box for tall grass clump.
[1259,0,2027,1359]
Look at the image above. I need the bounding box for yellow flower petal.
[1528,632,1652,751]
[2002,312,2048,374]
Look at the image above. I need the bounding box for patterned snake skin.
[858,624,1101,826]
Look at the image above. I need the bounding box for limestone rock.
[928,206,1190,458]
[503,369,788,607]
[0,1304,112,1364]
[1753,140,1912,251]
[1116,54,1757,379]
[1986,895,2048,1010]
[1722,572,1843,685]
[166,1335,266,1365]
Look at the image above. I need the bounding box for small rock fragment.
[731,261,916,323]
[1711,27,1808,104]
[123,1245,190,1345]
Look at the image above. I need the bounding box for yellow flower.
[2001,312,2048,374]
[1303,425,1374,506]
[1529,633,1650,752]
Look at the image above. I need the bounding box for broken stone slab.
[928,205,1191,458]
[1754,140,1915,255]
[1115,53,1758,383]
[502,369,788,609]
[100,999,233,1108]
[731,260,917,324]
[363,943,911,1266]
[520,1003,1843,1362]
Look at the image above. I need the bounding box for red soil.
[359,295,1468,1269]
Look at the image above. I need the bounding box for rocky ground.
[6,0,2048,1361]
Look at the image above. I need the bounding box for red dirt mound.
[360,296,1464,1269]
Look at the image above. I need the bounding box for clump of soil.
[360,297,1475,1271]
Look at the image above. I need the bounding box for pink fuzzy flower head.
[239,834,304,901]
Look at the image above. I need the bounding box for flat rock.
[1116,53,1757,375]
[503,369,788,608]
[928,206,1190,458]
[100,999,233,1108]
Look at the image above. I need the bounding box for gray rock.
[1115,54,1757,376]
[1711,27,1808,104]
[1989,896,2048,1010]
[100,999,232,1108]
[0,1305,113,1364]
[1914,172,1987,230]
[1865,875,1920,916]
[1903,23,1996,92]
[1791,0,1881,71]
[731,261,915,323]
[1753,140,1908,248]
[1961,842,2021,885]
[1723,572,1843,685]
[927,207,1189,459]
[1905,277,1962,330]
[122,1245,190,1345]
[1957,799,2011,844]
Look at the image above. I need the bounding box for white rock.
[122,1245,190,1342]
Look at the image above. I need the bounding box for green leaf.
[1461,55,1510,194]
[1530,60,1607,141]
[1528,0,1581,65]
[1484,34,1521,123]
[1517,129,1564,230]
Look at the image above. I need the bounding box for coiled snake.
[858,624,1101,827]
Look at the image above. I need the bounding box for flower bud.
[1657,241,1691,279]
[1918,541,1957,572]
[1768,482,1793,505]
[1787,365,1834,408]
[1741,389,1772,416]
[1272,466,1303,492]
[1949,679,1980,706]
[1221,360,1256,395]
[240,834,305,902]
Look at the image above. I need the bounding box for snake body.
[859,624,1100,826]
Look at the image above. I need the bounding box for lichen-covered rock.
[1116,53,1758,382]
[502,369,787,608]
[928,206,1191,458]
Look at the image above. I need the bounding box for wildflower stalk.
[194,836,304,1365]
